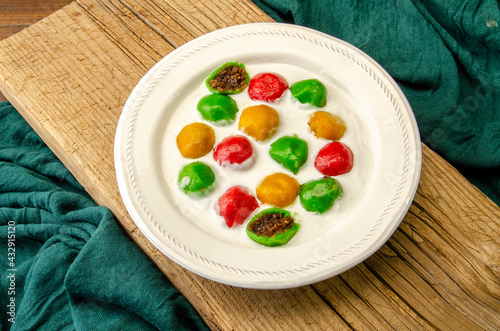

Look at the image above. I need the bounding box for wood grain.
[0,0,498,330]
[0,0,74,101]
[0,0,72,37]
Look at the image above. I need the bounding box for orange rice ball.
[308,110,346,141]
[256,173,300,208]
[238,105,280,141]
[176,122,215,158]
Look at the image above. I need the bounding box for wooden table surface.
[1,1,499,330]
[0,0,70,101]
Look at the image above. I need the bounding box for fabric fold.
[0,102,208,330]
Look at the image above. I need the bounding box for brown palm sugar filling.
[249,212,295,237]
[209,64,248,92]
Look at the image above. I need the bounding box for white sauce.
[161,63,376,247]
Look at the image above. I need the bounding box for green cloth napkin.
[0,102,209,330]
[253,0,500,206]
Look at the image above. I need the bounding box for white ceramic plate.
[115,23,421,289]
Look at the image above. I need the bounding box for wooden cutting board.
[0,0,498,329]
